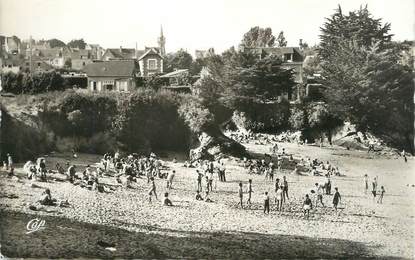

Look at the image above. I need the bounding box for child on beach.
[282,176,289,201]
[148,177,158,203]
[275,185,283,211]
[247,179,253,205]
[364,174,369,194]
[303,194,312,219]
[377,186,385,204]
[237,182,244,208]
[196,170,203,192]
[264,192,270,214]
[333,187,341,213]
[166,170,175,189]
[163,192,173,206]
[372,177,378,201]
[315,183,325,208]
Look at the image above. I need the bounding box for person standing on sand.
[264,192,270,214]
[6,153,13,171]
[377,186,385,204]
[282,176,289,201]
[196,170,203,192]
[333,187,341,213]
[276,185,283,212]
[274,178,280,203]
[166,170,175,189]
[237,182,244,209]
[148,177,158,203]
[364,174,369,194]
[247,179,253,205]
[372,177,378,201]
[315,183,325,208]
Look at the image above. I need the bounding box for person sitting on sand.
[163,192,173,206]
[196,190,203,201]
[39,188,57,206]
[303,194,312,219]
[56,163,65,174]
[67,165,76,183]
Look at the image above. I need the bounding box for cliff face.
[0,103,55,162]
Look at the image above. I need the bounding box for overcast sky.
[0,0,413,55]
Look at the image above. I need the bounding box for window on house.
[92,81,97,91]
[26,62,29,66]
[37,62,41,67]
[148,59,157,70]
[82,62,85,66]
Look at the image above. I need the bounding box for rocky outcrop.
[189,130,247,161]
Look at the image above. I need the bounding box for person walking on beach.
[364,174,369,194]
[377,186,385,204]
[148,177,158,203]
[264,192,270,214]
[315,183,325,208]
[237,182,244,209]
[333,187,341,213]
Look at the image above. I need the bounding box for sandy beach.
[1,141,414,258]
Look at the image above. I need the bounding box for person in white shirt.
[166,170,175,189]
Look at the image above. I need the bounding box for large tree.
[319,5,413,152]
[164,49,193,73]
[241,26,276,48]
[47,38,66,48]
[322,41,413,150]
[67,39,87,49]
[319,5,392,59]
[276,31,287,47]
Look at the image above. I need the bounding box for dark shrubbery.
[113,89,191,153]
[1,71,69,94]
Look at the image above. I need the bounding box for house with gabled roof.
[84,60,138,92]
[101,46,164,77]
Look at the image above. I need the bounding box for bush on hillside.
[113,89,190,153]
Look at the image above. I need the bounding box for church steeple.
[158,25,166,56]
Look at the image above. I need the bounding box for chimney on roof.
[299,39,303,47]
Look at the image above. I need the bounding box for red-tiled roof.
[84,60,137,77]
